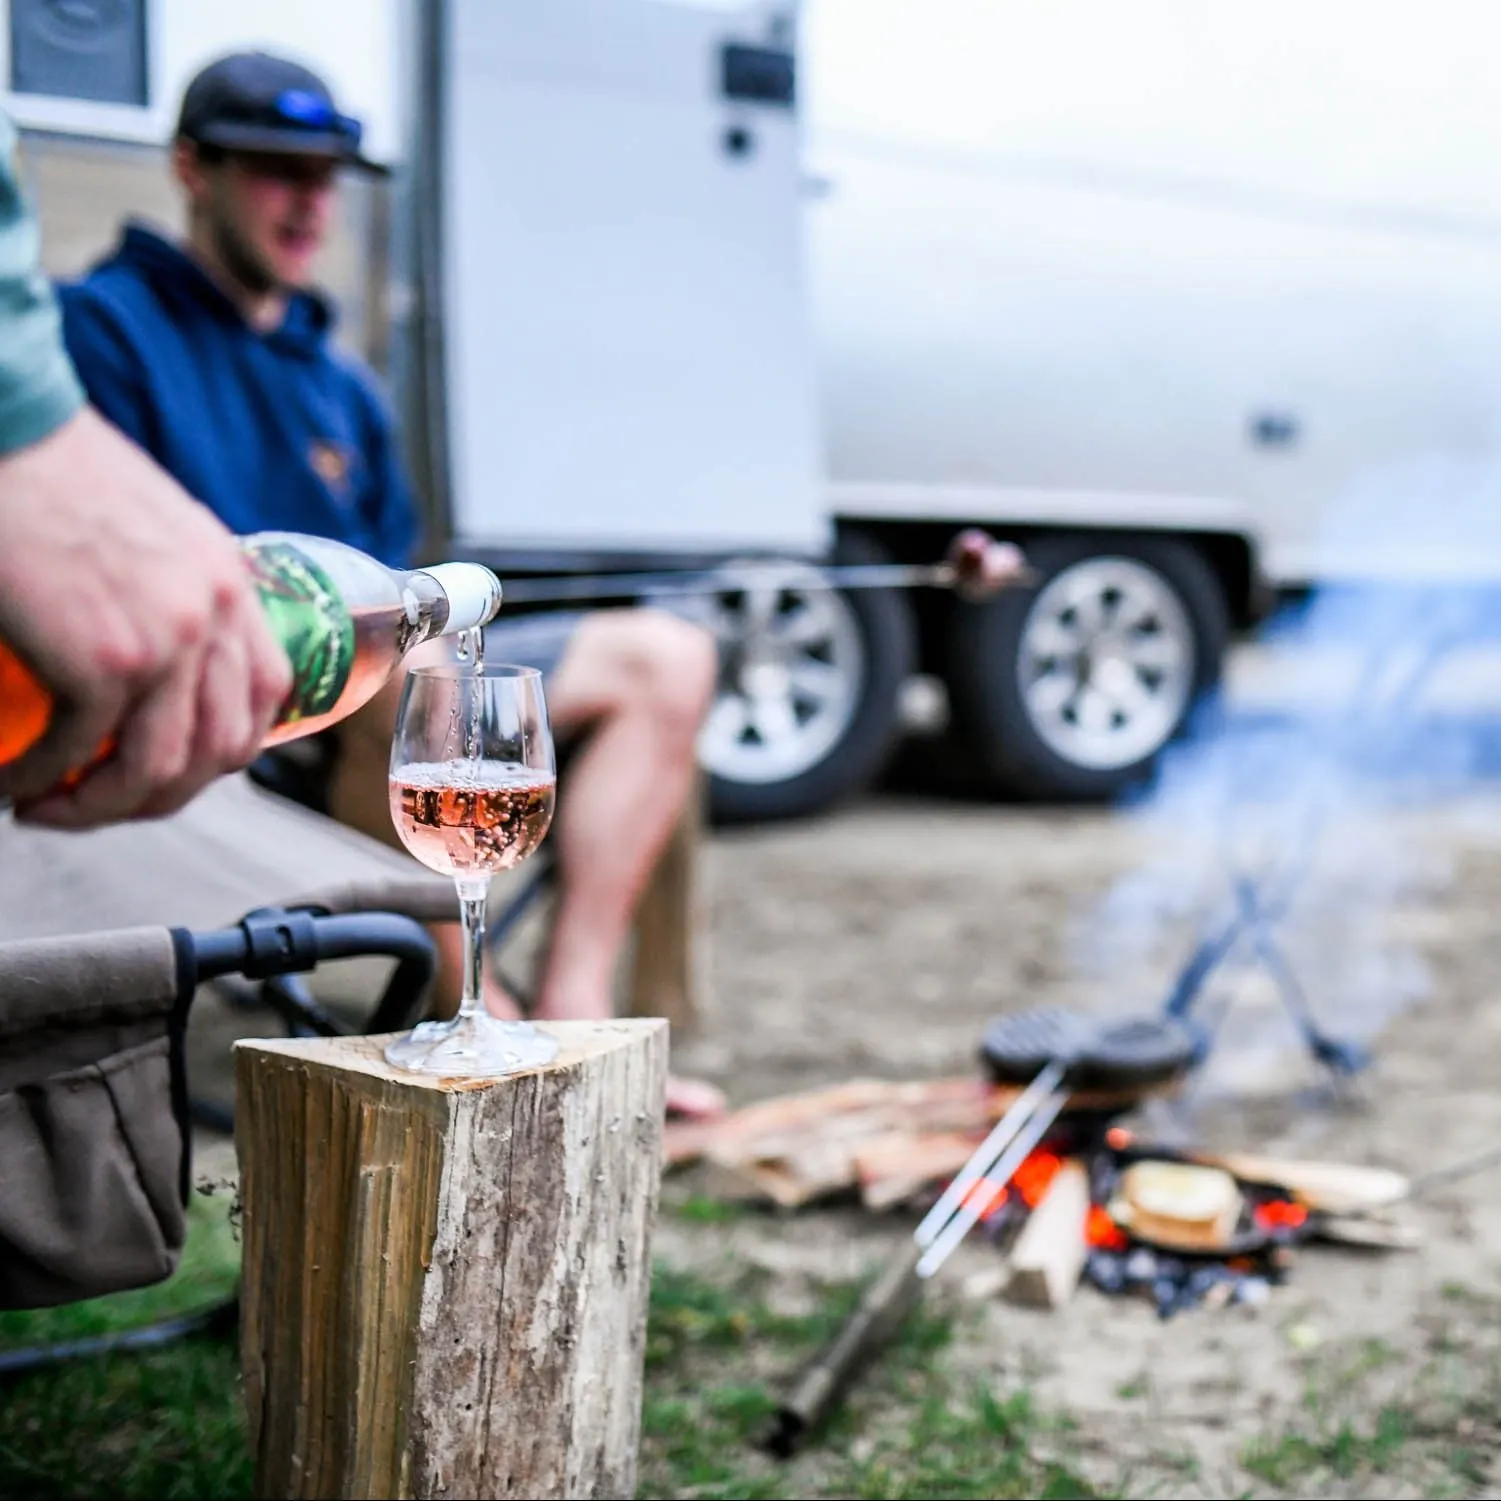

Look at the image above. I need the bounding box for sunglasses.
[230,151,341,187]
[272,88,364,149]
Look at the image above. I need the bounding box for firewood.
[698,1155,814,1209]
[1312,1211,1423,1250]
[667,1076,1170,1172]
[1199,1153,1408,1215]
[662,1078,908,1167]
[700,1138,861,1209]
[854,1131,985,1211]
[1006,1159,1092,1308]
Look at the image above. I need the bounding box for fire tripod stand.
[1153,593,1472,1091]
[1158,851,1369,1088]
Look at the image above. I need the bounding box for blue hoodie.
[57,223,417,568]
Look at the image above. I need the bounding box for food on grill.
[1112,1161,1243,1252]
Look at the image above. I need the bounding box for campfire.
[665,1073,1419,1322]
[666,1036,1477,1457]
[936,1126,1316,1319]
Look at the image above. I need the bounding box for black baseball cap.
[176,50,386,174]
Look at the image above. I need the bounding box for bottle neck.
[399,563,504,651]
[398,571,451,652]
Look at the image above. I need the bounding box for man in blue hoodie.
[59,52,724,1117]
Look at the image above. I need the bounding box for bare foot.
[666,1074,727,1120]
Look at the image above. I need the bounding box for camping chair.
[0,899,441,1369]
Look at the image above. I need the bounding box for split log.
[854,1131,984,1211]
[662,1077,903,1167]
[1006,1159,1092,1308]
[701,1137,863,1209]
[1312,1211,1423,1250]
[235,1022,668,1500]
[1199,1153,1408,1214]
[665,1075,1167,1172]
[626,770,710,1037]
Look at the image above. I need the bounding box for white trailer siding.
[0,0,402,163]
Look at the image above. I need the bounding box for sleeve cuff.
[0,355,85,457]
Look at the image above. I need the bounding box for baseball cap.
[176,51,386,174]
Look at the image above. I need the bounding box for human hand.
[945,529,1034,602]
[0,408,290,827]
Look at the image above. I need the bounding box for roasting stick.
[491,531,1037,609]
[911,1010,1199,1281]
[912,1058,1069,1279]
[500,560,1021,605]
[1404,1142,1501,1200]
[766,1009,1197,1458]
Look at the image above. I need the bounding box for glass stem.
[455,879,489,1021]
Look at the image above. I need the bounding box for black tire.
[706,532,917,824]
[944,534,1229,799]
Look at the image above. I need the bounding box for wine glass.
[383,663,560,1077]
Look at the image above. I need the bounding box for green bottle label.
[243,540,356,725]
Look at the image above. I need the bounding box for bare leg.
[325,615,726,1116]
[532,614,726,1118]
[532,611,717,1024]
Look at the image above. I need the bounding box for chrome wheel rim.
[675,561,865,786]
[1018,557,1196,770]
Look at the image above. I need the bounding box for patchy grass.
[1237,1315,1501,1499]
[637,1259,1104,1500]
[0,1191,251,1501]
[5,1208,1498,1500]
[0,1219,1097,1501]
[669,1192,751,1227]
[1242,1406,1412,1489]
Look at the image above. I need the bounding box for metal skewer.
[763,1008,1197,1456]
[911,1057,1070,1280]
[491,558,1039,608]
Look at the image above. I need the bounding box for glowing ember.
[1086,1204,1129,1251]
[1012,1150,1062,1207]
[1253,1199,1309,1233]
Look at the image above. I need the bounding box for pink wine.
[391,760,556,877]
[0,532,502,781]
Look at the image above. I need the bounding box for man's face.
[187,147,339,293]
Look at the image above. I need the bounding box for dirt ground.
[632,771,1501,1494]
[187,647,1501,1497]
[647,635,1501,1496]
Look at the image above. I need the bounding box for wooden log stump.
[626,770,710,1036]
[235,1021,668,1501]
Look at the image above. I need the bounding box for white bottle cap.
[423,563,504,633]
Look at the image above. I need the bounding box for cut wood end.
[234,1019,669,1092]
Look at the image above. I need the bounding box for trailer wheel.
[684,533,916,823]
[945,534,1228,798]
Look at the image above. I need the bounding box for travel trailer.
[9,1,1498,814]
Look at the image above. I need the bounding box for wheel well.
[833,517,1263,672]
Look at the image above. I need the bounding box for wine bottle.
[0,530,504,773]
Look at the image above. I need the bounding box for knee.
[617,611,719,734]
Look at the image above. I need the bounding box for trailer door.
[441,0,822,555]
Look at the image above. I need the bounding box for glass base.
[384,1012,560,1078]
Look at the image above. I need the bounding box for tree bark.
[626,770,709,1036]
[235,1021,667,1499]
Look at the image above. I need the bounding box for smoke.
[1069,495,1501,1107]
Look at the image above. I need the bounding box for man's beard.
[212,214,282,298]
